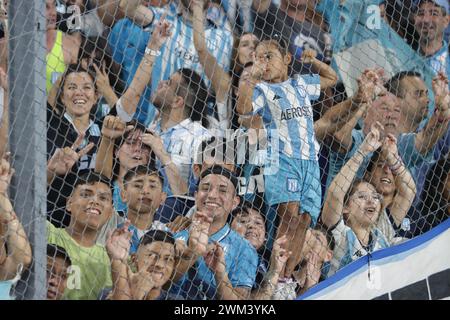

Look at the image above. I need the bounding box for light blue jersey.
[426,41,450,87]
[171,224,258,300]
[251,75,321,161]
[108,8,233,125]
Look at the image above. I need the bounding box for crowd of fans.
[0,0,449,300]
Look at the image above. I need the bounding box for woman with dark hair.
[321,125,390,277]
[364,133,417,244]
[47,17,172,227]
[78,35,126,118]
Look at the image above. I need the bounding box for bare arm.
[106,222,133,300]
[119,15,172,117]
[0,194,32,280]
[0,73,8,157]
[332,103,367,153]
[415,72,450,155]
[192,1,231,103]
[252,0,271,13]
[322,125,383,228]
[251,236,289,300]
[315,98,360,143]
[95,116,128,179]
[110,259,133,300]
[302,50,338,89]
[141,132,188,195]
[94,0,155,28]
[383,135,416,226]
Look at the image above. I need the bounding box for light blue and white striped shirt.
[108,8,233,126]
[328,219,390,277]
[250,75,321,161]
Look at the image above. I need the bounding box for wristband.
[144,47,161,57]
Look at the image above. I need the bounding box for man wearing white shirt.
[149,68,212,184]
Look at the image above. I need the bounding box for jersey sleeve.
[301,74,321,101]
[249,85,267,115]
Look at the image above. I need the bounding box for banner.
[299,219,450,300]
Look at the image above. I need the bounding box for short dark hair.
[123,164,165,187]
[199,165,239,192]
[139,230,175,248]
[47,244,72,267]
[73,170,113,193]
[230,200,265,222]
[258,34,289,57]
[112,120,156,181]
[384,71,423,98]
[415,0,448,15]
[177,68,209,128]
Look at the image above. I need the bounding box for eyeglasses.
[352,192,383,203]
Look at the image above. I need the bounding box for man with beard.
[108,0,233,125]
[326,70,450,188]
[413,0,449,82]
[148,68,212,185]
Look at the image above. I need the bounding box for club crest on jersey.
[287,178,299,192]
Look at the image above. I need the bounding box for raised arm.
[0,68,8,157]
[236,60,265,115]
[0,157,32,280]
[47,134,94,185]
[382,134,416,226]
[119,15,172,118]
[192,0,231,104]
[251,236,290,300]
[141,131,188,195]
[301,49,338,90]
[105,221,133,300]
[170,210,212,283]
[415,72,450,156]
[314,69,383,143]
[322,123,384,228]
[95,0,155,28]
[205,242,252,300]
[95,116,129,179]
[252,0,271,13]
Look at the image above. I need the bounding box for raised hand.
[188,210,213,257]
[92,62,113,98]
[106,220,132,262]
[167,215,192,233]
[355,68,386,103]
[271,235,291,274]
[47,133,94,177]
[300,49,318,64]
[382,133,399,164]
[101,116,132,140]
[204,242,227,278]
[250,52,266,81]
[141,131,166,157]
[432,72,450,122]
[360,122,383,155]
[148,13,172,49]
[0,152,14,195]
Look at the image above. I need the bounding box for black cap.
[199,165,238,192]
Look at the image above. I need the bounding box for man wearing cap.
[414,0,450,80]
[169,165,259,300]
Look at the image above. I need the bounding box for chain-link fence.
[0,0,449,300]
